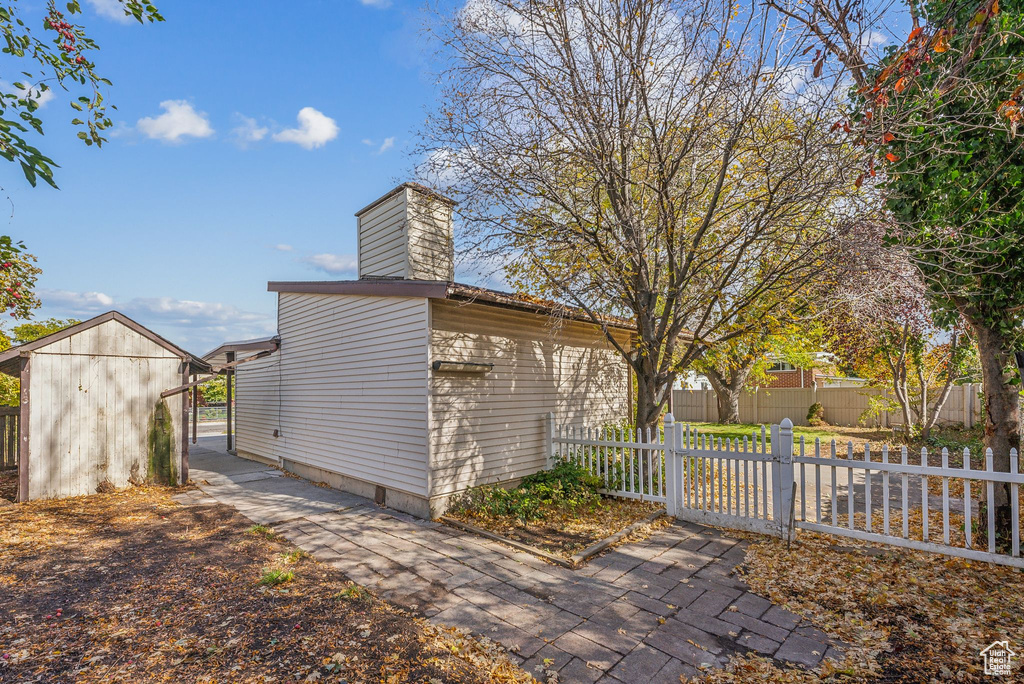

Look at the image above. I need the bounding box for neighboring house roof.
[203,336,281,367]
[266,279,639,332]
[0,311,211,377]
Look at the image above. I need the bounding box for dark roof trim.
[353,182,457,218]
[202,336,280,364]
[269,279,450,298]
[268,279,637,333]
[0,311,211,377]
[445,283,636,332]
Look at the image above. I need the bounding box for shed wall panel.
[26,320,184,500]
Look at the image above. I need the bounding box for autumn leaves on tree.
[421,0,862,431]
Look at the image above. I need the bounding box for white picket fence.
[550,414,1024,568]
[550,423,667,504]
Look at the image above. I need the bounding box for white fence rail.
[793,437,1022,567]
[551,421,667,503]
[549,414,1023,568]
[664,420,781,535]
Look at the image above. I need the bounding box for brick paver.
[176,439,842,680]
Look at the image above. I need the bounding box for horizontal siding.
[358,191,408,278]
[236,292,431,496]
[28,322,184,500]
[406,190,453,281]
[429,300,630,498]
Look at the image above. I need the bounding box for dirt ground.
[0,486,530,683]
[448,497,663,557]
[697,529,1024,683]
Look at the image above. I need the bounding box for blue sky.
[8,0,446,354]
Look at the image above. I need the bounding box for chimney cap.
[354,181,457,218]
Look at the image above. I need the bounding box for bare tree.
[419,0,863,430]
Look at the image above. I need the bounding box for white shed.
[0,312,209,502]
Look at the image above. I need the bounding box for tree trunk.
[716,388,741,424]
[970,317,1021,538]
[704,367,750,425]
[634,366,667,434]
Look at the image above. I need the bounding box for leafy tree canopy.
[12,316,79,344]
[1,0,163,188]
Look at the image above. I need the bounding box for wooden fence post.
[771,419,796,542]
[963,384,971,428]
[664,413,678,517]
[546,412,555,468]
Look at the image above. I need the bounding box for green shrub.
[449,458,604,522]
[807,402,826,427]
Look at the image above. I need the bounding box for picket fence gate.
[549,413,1024,568]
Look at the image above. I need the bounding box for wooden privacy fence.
[671,384,983,428]
[0,406,18,471]
[548,413,1023,568]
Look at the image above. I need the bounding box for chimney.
[354,182,456,282]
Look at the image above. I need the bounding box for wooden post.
[181,365,190,485]
[226,351,235,452]
[192,375,198,444]
[772,418,796,542]
[546,412,555,468]
[18,356,29,503]
[963,383,971,428]
[664,413,677,517]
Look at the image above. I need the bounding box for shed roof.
[266,279,636,332]
[202,335,281,367]
[0,311,212,377]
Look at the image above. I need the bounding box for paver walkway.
[175,439,841,682]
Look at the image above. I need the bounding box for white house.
[222,183,633,518]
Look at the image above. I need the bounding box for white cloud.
[303,253,358,275]
[41,289,115,309]
[272,107,338,150]
[861,29,889,52]
[85,0,133,23]
[137,100,214,143]
[8,82,55,108]
[359,0,393,8]
[273,244,293,252]
[378,136,396,154]
[38,288,275,354]
[231,114,268,147]
[361,138,373,146]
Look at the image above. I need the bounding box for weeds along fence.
[548,413,1023,568]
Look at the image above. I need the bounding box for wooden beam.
[226,351,234,452]
[159,351,272,398]
[18,356,29,503]
[192,374,198,445]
